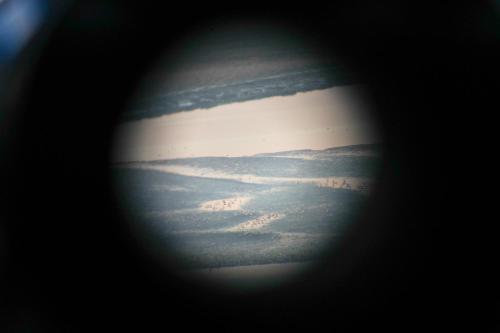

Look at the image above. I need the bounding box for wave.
[117,163,374,193]
[122,66,351,121]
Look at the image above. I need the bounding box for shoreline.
[112,86,377,162]
[176,261,314,287]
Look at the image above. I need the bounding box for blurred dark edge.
[0,0,498,332]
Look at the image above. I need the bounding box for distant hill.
[254,143,381,157]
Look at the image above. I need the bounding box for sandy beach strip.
[199,196,252,212]
[225,213,285,232]
[176,261,314,289]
